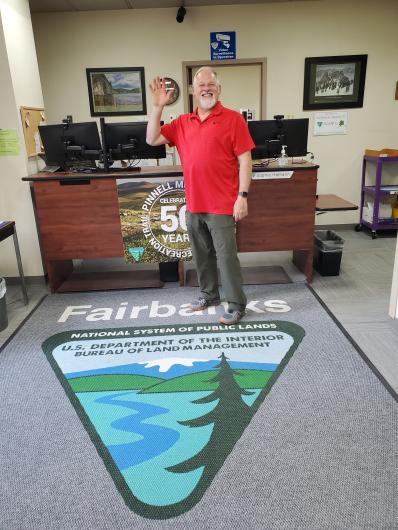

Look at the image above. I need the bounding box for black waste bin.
[313,230,345,276]
[0,278,8,331]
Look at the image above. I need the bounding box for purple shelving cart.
[356,155,398,239]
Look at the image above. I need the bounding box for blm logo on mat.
[43,321,304,519]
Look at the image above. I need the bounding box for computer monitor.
[102,121,166,164]
[39,122,102,168]
[248,118,309,159]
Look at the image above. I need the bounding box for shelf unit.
[357,155,398,238]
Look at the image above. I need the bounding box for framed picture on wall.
[303,55,367,110]
[86,67,147,116]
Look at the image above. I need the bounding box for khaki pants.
[186,212,246,311]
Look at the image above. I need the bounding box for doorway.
[182,58,266,119]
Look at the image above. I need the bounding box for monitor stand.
[42,165,61,173]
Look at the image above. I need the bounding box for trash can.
[0,278,8,331]
[313,230,345,276]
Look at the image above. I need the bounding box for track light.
[176,6,186,23]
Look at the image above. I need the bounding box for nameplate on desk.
[252,171,294,180]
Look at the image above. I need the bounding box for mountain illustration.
[140,368,274,394]
[118,181,168,195]
[65,359,278,381]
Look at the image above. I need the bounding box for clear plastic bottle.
[278,145,288,167]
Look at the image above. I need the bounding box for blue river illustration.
[76,388,261,506]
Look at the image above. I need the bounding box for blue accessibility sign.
[210,31,236,60]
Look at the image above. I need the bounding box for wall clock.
[164,77,180,105]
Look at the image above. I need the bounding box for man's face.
[193,71,221,111]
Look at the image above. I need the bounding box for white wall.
[0,0,44,277]
[2,0,397,277]
[1,0,44,108]
[31,0,398,224]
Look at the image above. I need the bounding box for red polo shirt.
[160,102,255,215]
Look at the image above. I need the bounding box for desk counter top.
[23,162,319,182]
[26,162,320,290]
[315,194,358,211]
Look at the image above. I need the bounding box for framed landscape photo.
[86,67,147,116]
[303,55,367,110]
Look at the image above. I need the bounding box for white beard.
[199,95,217,110]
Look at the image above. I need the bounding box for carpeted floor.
[0,284,397,529]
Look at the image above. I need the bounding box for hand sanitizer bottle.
[278,145,288,167]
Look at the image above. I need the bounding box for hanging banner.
[210,31,236,60]
[117,177,192,263]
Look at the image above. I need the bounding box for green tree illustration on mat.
[167,352,255,476]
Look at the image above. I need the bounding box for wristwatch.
[238,191,248,198]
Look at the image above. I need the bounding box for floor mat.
[0,284,397,529]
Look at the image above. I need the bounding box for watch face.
[164,77,180,105]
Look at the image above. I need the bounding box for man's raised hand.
[149,76,174,108]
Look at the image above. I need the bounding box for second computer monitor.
[103,122,166,161]
[248,118,309,159]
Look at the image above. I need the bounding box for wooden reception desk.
[23,162,319,292]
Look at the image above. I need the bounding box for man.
[146,67,255,325]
